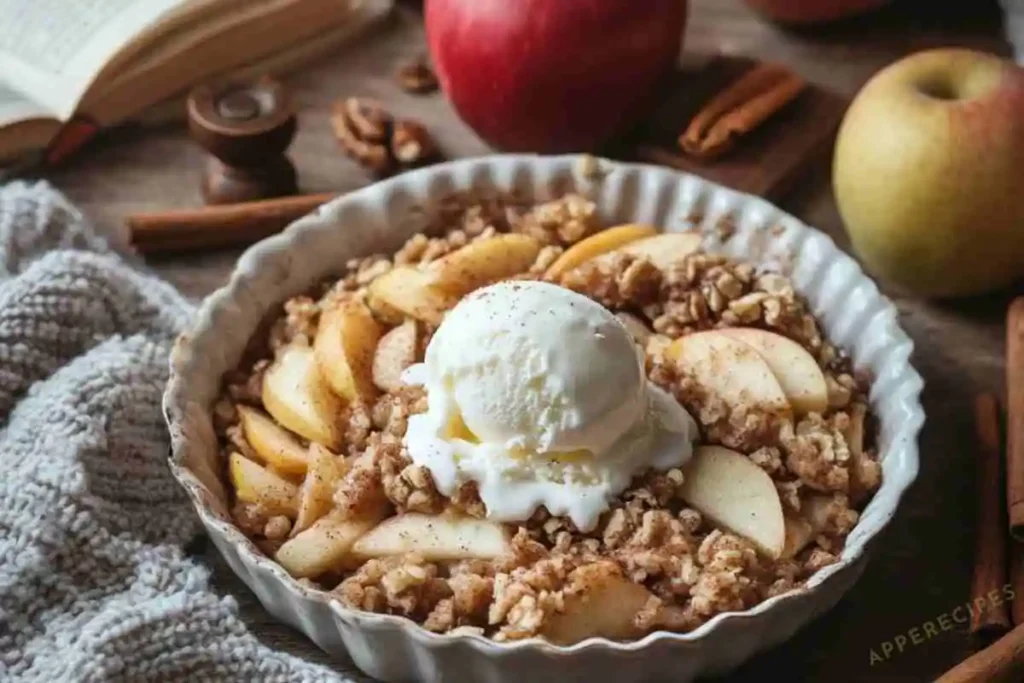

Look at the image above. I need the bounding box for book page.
[81,0,389,125]
[0,0,186,121]
[99,0,252,79]
[131,2,393,127]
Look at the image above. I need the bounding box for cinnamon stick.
[1007,297,1024,540]
[935,621,1024,683]
[971,393,1011,636]
[679,63,806,161]
[1011,540,1024,626]
[126,192,337,254]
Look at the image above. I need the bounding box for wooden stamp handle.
[188,76,296,165]
[187,76,299,204]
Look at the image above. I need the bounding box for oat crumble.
[217,191,881,644]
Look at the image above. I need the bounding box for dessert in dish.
[215,192,881,645]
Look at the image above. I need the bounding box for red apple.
[743,0,888,24]
[425,0,687,153]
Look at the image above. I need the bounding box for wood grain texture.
[40,1,1018,680]
[620,56,847,201]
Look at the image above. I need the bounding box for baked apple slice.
[679,445,786,558]
[368,235,541,323]
[667,331,791,416]
[595,231,702,271]
[427,233,542,295]
[314,299,382,404]
[275,509,381,579]
[372,319,420,392]
[717,328,829,415]
[544,223,657,279]
[292,444,342,535]
[781,515,815,560]
[351,513,512,561]
[847,403,866,461]
[781,494,840,559]
[366,266,458,325]
[542,562,652,645]
[228,452,299,518]
[237,405,309,476]
[262,343,344,449]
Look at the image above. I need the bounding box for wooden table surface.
[39,1,1021,680]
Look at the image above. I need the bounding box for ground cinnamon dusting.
[217,191,880,642]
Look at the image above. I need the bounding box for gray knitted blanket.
[0,182,363,682]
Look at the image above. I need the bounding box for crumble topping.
[513,194,601,246]
[561,253,663,309]
[780,413,852,493]
[217,191,882,644]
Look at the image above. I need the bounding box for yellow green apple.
[833,48,1024,297]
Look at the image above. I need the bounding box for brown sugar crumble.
[216,190,880,643]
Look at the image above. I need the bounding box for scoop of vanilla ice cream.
[421,280,646,456]
[401,280,697,531]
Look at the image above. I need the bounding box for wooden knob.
[187,76,299,205]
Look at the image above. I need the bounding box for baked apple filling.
[216,192,880,644]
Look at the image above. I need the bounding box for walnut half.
[331,97,441,176]
[331,98,393,176]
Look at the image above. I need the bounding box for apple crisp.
[215,191,881,644]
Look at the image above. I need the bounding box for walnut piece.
[331,98,393,176]
[331,97,441,176]
[512,194,600,246]
[216,190,882,644]
[395,56,439,94]
[391,120,439,167]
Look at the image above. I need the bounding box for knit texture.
[0,182,366,682]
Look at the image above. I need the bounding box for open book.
[0,0,393,166]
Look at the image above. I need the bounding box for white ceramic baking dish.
[164,154,923,683]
